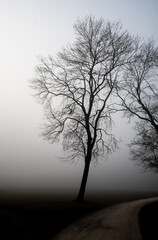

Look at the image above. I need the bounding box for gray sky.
[0,0,158,192]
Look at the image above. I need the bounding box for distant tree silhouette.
[31,16,137,201]
[117,40,158,172]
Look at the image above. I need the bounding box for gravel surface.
[53,197,158,240]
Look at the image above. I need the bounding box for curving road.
[52,197,158,240]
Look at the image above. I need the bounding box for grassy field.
[0,189,157,240]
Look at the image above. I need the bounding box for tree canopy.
[117,39,158,172]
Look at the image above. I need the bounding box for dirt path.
[52,197,158,240]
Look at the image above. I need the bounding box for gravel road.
[52,197,158,240]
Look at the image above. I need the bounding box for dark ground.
[139,201,158,240]
[0,189,157,240]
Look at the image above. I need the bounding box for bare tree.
[130,121,158,172]
[117,39,158,172]
[31,16,136,201]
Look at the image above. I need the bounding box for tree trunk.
[76,157,91,202]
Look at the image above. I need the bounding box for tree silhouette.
[117,40,158,172]
[31,16,136,201]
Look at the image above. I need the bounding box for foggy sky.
[0,0,158,192]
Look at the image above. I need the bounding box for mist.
[0,0,158,193]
